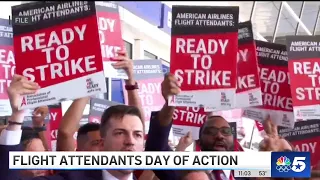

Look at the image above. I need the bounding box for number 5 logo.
[291,157,306,172]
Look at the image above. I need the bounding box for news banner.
[9,151,311,178]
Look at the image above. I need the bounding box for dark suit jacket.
[145,111,250,180]
[0,144,137,180]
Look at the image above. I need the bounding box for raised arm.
[111,50,146,125]
[56,97,89,151]
[145,74,181,180]
[32,106,50,151]
[145,74,179,151]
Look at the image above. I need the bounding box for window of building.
[124,40,133,59]
[144,51,157,59]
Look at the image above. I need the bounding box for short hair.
[199,115,224,139]
[180,170,213,180]
[20,126,40,150]
[77,123,100,137]
[100,105,142,137]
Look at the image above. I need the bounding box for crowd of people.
[0,50,319,180]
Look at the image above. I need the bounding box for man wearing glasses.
[145,74,246,180]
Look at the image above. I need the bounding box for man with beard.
[145,73,247,180]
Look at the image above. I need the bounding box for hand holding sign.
[111,50,134,83]
[259,115,292,152]
[176,131,193,151]
[32,106,49,127]
[7,74,40,113]
[162,73,181,103]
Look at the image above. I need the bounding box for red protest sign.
[278,120,320,167]
[0,18,14,116]
[172,106,207,140]
[12,2,106,110]
[168,6,239,109]
[48,104,62,151]
[123,60,165,132]
[236,21,261,108]
[286,36,320,120]
[96,2,127,79]
[244,41,293,128]
[255,120,264,132]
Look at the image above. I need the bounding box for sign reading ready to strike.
[96,1,127,79]
[286,36,320,120]
[12,1,106,110]
[168,6,239,109]
[0,18,14,116]
[243,41,293,128]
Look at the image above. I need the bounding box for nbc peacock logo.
[276,156,292,172]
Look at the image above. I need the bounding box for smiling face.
[199,116,234,151]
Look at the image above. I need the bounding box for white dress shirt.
[0,129,22,145]
[0,129,134,180]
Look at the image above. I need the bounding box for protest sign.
[235,21,261,108]
[89,97,120,123]
[124,59,164,131]
[11,1,106,110]
[205,21,261,111]
[255,120,264,132]
[172,106,207,140]
[278,120,320,167]
[95,1,127,79]
[168,6,239,108]
[23,108,50,127]
[48,103,63,151]
[286,36,320,120]
[0,18,14,116]
[243,41,293,128]
[80,114,89,126]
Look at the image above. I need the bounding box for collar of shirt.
[102,170,133,180]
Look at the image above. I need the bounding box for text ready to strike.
[286,36,320,120]
[243,41,294,128]
[12,1,106,110]
[96,1,128,79]
[0,18,14,116]
[168,6,239,109]
[234,21,262,109]
[172,106,207,140]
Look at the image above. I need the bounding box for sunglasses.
[202,127,233,136]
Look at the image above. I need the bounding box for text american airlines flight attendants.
[20,25,97,81]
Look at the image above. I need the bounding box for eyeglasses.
[202,127,233,136]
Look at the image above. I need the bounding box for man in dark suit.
[145,73,250,180]
[0,74,142,180]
